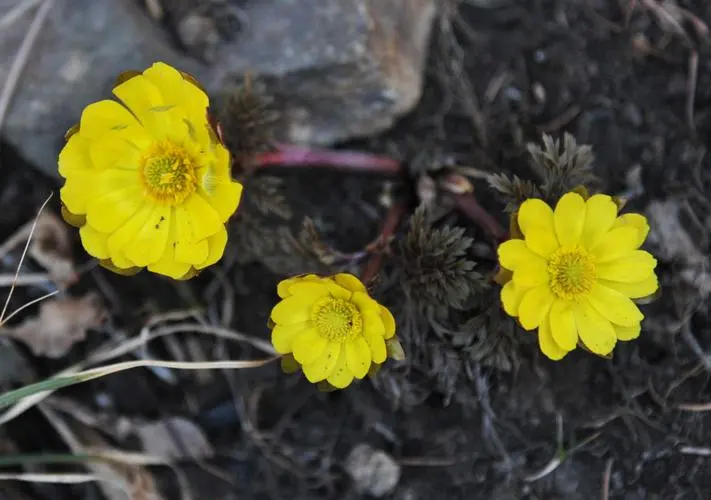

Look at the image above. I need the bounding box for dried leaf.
[136,416,214,460]
[2,293,107,358]
[29,212,78,287]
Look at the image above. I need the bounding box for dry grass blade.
[0,357,279,410]
[0,472,126,488]
[0,193,54,326]
[0,321,276,425]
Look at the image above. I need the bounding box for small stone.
[344,443,401,497]
[622,102,643,127]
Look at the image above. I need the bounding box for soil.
[2,1,711,499]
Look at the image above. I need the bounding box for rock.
[344,443,401,497]
[0,0,437,178]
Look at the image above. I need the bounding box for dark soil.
[2,1,711,499]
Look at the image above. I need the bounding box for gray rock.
[0,0,437,178]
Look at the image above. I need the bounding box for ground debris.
[344,443,401,497]
[1,292,107,357]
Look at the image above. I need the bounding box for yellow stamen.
[311,296,362,342]
[548,245,596,300]
[139,140,199,205]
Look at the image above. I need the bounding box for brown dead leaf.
[136,416,214,460]
[1,293,107,357]
[29,212,78,288]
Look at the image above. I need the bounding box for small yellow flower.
[498,192,659,360]
[270,273,397,389]
[58,62,243,279]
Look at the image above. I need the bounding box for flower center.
[139,140,199,205]
[311,297,362,342]
[548,245,596,300]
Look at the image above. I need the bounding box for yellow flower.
[58,62,243,279]
[270,273,397,389]
[498,192,659,360]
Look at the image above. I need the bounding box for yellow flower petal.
[525,226,559,258]
[352,291,381,314]
[199,178,242,223]
[346,337,372,379]
[539,315,568,361]
[612,213,649,247]
[58,134,91,177]
[86,186,145,233]
[512,256,549,288]
[197,226,228,269]
[78,99,141,139]
[587,283,644,327]
[518,284,554,331]
[147,245,191,279]
[88,130,144,171]
[615,323,641,341]
[549,300,577,351]
[581,194,617,248]
[574,301,617,355]
[276,275,321,298]
[173,205,208,265]
[364,311,386,338]
[554,192,586,246]
[60,174,96,215]
[143,62,208,114]
[596,251,657,282]
[327,347,355,388]
[123,205,172,266]
[292,327,328,365]
[365,330,387,363]
[106,204,153,266]
[270,296,313,325]
[597,275,659,299]
[501,280,527,317]
[271,322,307,353]
[334,274,368,294]
[498,239,538,271]
[183,194,222,240]
[590,227,639,263]
[287,282,332,302]
[380,306,396,339]
[302,342,341,383]
[518,198,554,235]
[112,74,164,124]
[79,225,109,259]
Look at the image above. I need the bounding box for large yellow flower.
[270,273,397,389]
[498,192,658,360]
[58,62,243,279]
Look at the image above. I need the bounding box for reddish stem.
[251,144,402,174]
[453,193,507,244]
[361,202,408,284]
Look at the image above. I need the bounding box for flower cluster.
[497,192,658,360]
[269,273,397,389]
[58,62,243,279]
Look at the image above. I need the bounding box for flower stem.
[361,202,408,284]
[251,144,402,174]
[453,193,507,243]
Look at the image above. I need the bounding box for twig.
[0,0,53,134]
[675,401,711,412]
[0,272,51,287]
[537,104,582,133]
[686,50,698,133]
[679,321,711,373]
[453,192,507,243]
[679,446,711,457]
[251,144,401,174]
[601,458,614,500]
[360,202,407,284]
